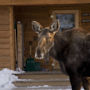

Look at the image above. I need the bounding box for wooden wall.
[14,4,90,70]
[0,6,15,70]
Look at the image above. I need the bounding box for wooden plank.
[0,49,10,56]
[0,7,9,14]
[0,62,10,68]
[0,56,10,62]
[0,0,90,5]
[0,10,9,14]
[0,25,9,31]
[0,43,10,49]
[0,0,11,5]
[0,38,10,44]
[0,16,9,25]
[9,6,15,70]
[15,12,50,16]
[0,6,10,12]
[0,7,9,24]
[12,0,90,5]
[0,12,9,17]
[17,21,24,70]
[0,19,9,25]
[0,31,10,38]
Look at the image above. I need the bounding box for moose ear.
[32,21,43,33]
[50,20,60,32]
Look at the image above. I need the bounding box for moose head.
[32,20,60,59]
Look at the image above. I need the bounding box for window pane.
[56,14,75,31]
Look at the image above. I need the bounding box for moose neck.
[49,31,69,61]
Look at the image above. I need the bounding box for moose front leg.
[69,75,82,90]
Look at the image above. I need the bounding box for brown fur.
[32,20,90,90]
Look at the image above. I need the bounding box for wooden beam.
[17,21,24,70]
[0,0,11,5]
[0,0,90,5]
[12,0,90,5]
[9,6,15,70]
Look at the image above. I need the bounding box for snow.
[0,68,23,89]
[27,85,50,88]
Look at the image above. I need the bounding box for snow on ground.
[0,68,23,88]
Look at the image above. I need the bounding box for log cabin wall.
[14,4,90,70]
[0,6,15,70]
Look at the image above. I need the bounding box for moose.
[32,20,90,90]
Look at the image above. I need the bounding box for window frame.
[52,10,79,29]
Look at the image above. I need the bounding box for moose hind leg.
[82,77,89,90]
[69,76,82,90]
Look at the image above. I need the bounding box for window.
[52,10,79,31]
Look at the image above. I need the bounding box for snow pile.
[0,68,21,88]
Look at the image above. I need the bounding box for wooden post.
[17,21,24,70]
[9,6,15,70]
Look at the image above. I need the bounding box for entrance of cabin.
[14,5,79,72]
